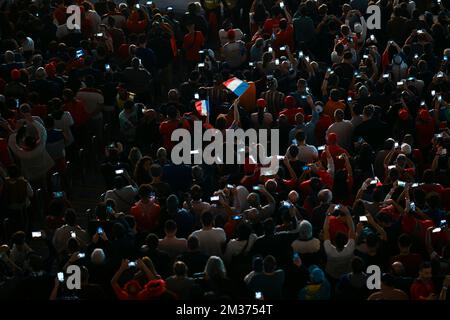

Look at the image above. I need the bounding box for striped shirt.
[261,90,285,116]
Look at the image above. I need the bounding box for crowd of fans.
[0,0,449,300]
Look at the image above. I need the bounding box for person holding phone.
[130,184,161,233]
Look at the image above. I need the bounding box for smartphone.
[417,29,423,34]
[432,227,441,233]
[275,59,280,66]
[347,96,352,103]
[293,252,300,261]
[431,90,436,97]
[135,4,140,9]
[394,142,399,148]
[226,184,234,189]
[32,231,42,238]
[437,71,444,78]
[335,204,342,210]
[397,81,404,87]
[370,179,378,185]
[115,169,124,175]
[414,54,419,59]
[420,101,426,106]
[249,62,254,67]
[305,56,310,62]
[363,54,369,59]
[78,253,85,259]
[388,165,396,170]
[75,49,84,58]
[370,35,375,41]
[410,202,416,211]
[106,205,113,214]
[302,165,310,171]
[438,95,442,102]
[397,181,406,187]
[255,291,263,300]
[268,47,273,53]
[440,219,448,228]
[146,1,153,5]
[383,73,389,79]
[53,191,64,199]
[317,145,326,151]
[197,63,205,69]
[210,196,220,202]
[444,56,448,62]
[128,261,137,267]
[412,183,420,187]
[97,227,104,234]
[359,216,368,222]
[105,64,111,72]
[327,67,331,72]
[57,272,64,282]
[253,186,261,191]
[232,215,242,221]
[96,33,103,37]
[194,93,200,99]
[282,201,293,208]
[279,1,284,9]
[280,46,286,51]
[70,231,76,238]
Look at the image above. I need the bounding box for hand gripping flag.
[223,77,250,97]
[195,99,209,117]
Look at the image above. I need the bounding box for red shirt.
[263,18,280,36]
[329,216,349,241]
[320,144,350,172]
[130,200,161,233]
[410,279,435,300]
[159,118,191,152]
[0,138,12,167]
[315,115,333,146]
[273,24,295,51]
[64,99,89,126]
[415,119,435,149]
[183,31,205,62]
[31,104,48,119]
[279,108,304,125]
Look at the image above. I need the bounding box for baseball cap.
[398,108,409,120]
[257,98,267,108]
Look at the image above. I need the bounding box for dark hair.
[263,255,277,273]
[173,261,188,277]
[201,211,213,227]
[165,220,177,234]
[138,184,153,199]
[335,232,348,251]
[145,233,159,250]
[11,231,26,245]
[236,223,252,241]
[190,184,202,201]
[187,236,199,250]
[64,208,77,226]
[150,164,162,178]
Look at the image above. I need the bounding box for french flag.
[195,100,209,117]
[223,77,250,97]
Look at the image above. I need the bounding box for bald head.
[391,261,405,276]
[318,189,333,204]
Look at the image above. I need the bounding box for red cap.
[398,108,409,120]
[45,63,56,77]
[257,98,266,108]
[327,132,337,144]
[227,29,236,40]
[284,95,296,108]
[11,69,21,80]
[419,109,430,121]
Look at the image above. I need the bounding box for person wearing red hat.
[398,108,409,121]
[251,98,273,129]
[4,69,27,101]
[279,95,304,125]
[320,132,350,172]
[221,27,247,70]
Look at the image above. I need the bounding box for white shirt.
[190,227,226,257]
[158,236,188,258]
[54,111,75,146]
[291,238,321,254]
[224,233,257,264]
[297,144,318,163]
[324,239,355,279]
[326,120,354,151]
[219,28,244,46]
[105,185,138,213]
